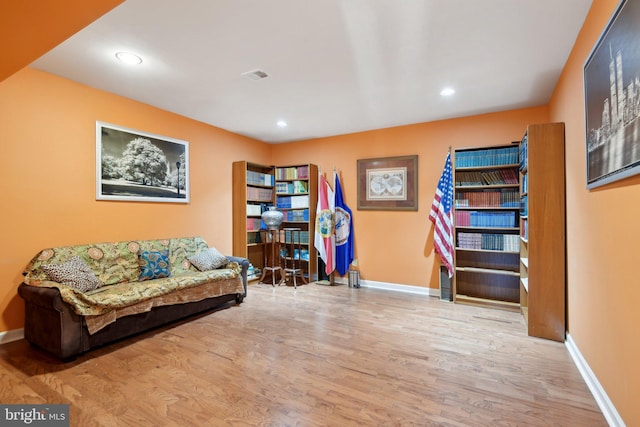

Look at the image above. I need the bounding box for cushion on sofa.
[23,241,140,286]
[188,247,229,271]
[169,237,209,274]
[138,250,171,281]
[41,256,101,293]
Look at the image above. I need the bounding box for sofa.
[18,236,248,360]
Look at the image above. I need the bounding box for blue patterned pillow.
[138,250,170,281]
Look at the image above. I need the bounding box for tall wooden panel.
[519,122,566,341]
[232,161,275,279]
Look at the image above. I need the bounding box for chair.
[258,229,284,286]
[281,228,308,288]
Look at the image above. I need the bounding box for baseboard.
[0,328,24,344]
[565,333,624,427]
[332,277,438,297]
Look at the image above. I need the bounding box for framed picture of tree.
[96,122,189,203]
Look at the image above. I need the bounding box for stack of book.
[455,169,518,186]
[276,195,309,209]
[275,165,309,180]
[455,211,516,228]
[519,135,528,170]
[455,146,519,168]
[246,170,274,186]
[455,190,519,208]
[280,209,309,221]
[275,180,308,194]
[457,232,520,252]
[246,187,273,202]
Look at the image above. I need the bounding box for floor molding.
[565,333,624,427]
[336,277,439,297]
[0,328,24,344]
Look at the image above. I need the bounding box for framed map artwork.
[356,155,418,211]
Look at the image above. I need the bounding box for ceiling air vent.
[241,69,269,81]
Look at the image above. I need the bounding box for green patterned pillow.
[169,237,208,274]
[138,250,170,281]
[42,256,101,292]
[188,247,229,271]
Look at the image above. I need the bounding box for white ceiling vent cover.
[241,69,269,81]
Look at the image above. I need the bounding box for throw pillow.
[138,250,171,281]
[188,247,229,271]
[42,256,101,293]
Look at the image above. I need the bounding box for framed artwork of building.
[584,0,640,189]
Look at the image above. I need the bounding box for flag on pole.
[314,172,335,275]
[334,171,354,276]
[429,152,454,277]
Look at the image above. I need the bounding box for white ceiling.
[31,0,592,143]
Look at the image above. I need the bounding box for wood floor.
[0,283,606,426]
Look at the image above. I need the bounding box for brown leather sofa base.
[18,256,249,361]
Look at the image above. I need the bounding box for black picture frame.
[96,122,190,203]
[584,0,640,189]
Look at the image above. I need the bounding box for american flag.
[429,152,454,277]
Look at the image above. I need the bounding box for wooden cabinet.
[232,161,275,280]
[519,123,566,341]
[274,164,318,281]
[453,144,521,310]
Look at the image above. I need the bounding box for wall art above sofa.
[96,121,190,203]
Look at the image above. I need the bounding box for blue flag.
[334,171,354,276]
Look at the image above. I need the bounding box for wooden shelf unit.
[519,122,566,342]
[232,161,275,280]
[453,144,521,310]
[274,164,318,282]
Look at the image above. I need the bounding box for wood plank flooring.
[0,283,606,426]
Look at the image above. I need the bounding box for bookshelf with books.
[232,161,275,281]
[519,123,565,342]
[274,164,318,281]
[453,144,521,309]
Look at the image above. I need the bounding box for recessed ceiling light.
[277,120,288,128]
[115,51,143,65]
[440,87,455,97]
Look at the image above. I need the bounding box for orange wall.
[272,107,549,287]
[550,0,640,424]
[0,67,271,332]
[0,0,124,82]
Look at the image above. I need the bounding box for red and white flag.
[314,172,335,275]
[429,152,454,277]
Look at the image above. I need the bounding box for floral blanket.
[21,237,244,331]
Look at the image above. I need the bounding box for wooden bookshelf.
[232,161,275,281]
[453,144,521,310]
[274,164,318,281]
[519,122,566,341]
[233,162,318,283]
